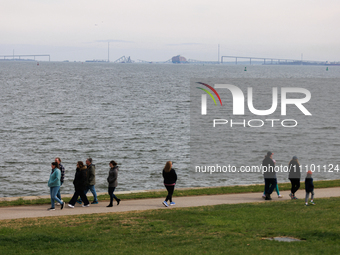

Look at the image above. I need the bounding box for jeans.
[50,186,63,208]
[57,181,63,200]
[108,187,119,205]
[305,191,315,203]
[84,185,98,202]
[264,178,277,195]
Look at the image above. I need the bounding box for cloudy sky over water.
[1,0,340,62]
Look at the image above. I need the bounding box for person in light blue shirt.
[47,162,65,211]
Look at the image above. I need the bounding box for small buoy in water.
[37,62,39,66]
[244,67,247,71]
[326,67,328,71]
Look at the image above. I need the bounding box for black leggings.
[165,185,175,203]
[290,179,300,195]
[69,188,89,206]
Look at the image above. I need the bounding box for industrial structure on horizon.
[1,52,340,66]
[0,54,50,61]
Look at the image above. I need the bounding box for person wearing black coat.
[305,170,315,206]
[68,161,90,208]
[262,151,277,200]
[162,161,177,207]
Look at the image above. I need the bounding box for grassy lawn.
[0,197,340,254]
[1,179,340,207]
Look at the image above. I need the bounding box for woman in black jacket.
[68,161,90,208]
[162,161,177,207]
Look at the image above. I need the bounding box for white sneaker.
[68,204,74,208]
[82,204,90,207]
[278,195,283,198]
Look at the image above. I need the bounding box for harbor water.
[0,62,339,197]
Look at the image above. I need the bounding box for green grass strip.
[0,197,340,254]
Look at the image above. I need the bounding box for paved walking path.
[0,187,339,220]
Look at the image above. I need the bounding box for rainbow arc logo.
[196,82,222,115]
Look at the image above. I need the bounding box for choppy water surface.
[0,62,339,197]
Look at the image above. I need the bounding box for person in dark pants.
[305,170,315,206]
[162,161,177,207]
[262,151,277,200]
[68,161,90,208]
[77,158,98,204]
[107,160,121,207]
[288,156,301,199]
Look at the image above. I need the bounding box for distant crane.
[113,56,134,63]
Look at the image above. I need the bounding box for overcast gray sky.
[1,0,340,62]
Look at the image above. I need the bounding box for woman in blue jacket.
[47,162,65,211]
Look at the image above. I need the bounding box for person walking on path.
[262,151,277,200]
[55,157,65,203]
[85,158,98,204]
[47,162,65,211]
[106,160,121,207]
[262,159,283,199]
[68,161,90,208]
[288,156,301,199]
[162,161,177,207]
[305,170,315,206]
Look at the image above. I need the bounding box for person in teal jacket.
[48,162,65,211]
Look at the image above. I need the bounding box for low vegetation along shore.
[1,179,340,207]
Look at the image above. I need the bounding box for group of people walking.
[47,157,121,210]
[262,151,315,206]
[48,153,315,211]
[48,158,177,211]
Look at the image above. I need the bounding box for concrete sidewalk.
[0,187,339,220]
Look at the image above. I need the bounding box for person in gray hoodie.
[288,156,301,199]
[107,160,121,207]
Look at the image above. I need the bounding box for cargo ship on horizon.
[172,55,187,63]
